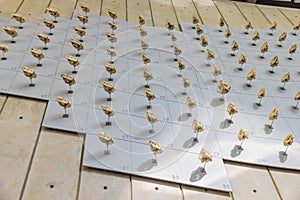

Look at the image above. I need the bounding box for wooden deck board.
[0,97,46,200]
[193,0,221,26]
[48,0,77,18]
[182,185,232,200]
[17,0,51,23]
[101,0,127,20]
[127,0,153,26]
[172,0,199,24]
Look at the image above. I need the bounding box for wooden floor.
[0,0,300,199]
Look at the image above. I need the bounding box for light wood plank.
[22,129,83,200]
[101,0,127,21]
[127,0,153,26]
[225,162,281,200]
[78,168,131,200]
[149,0,178,30]
[279,7,300,25]
[257,4,293,29]
[75,0,102,14]
[0,0,23,17]
[182,185,231,200]
[131,176,182,200]
[48,0,77,18]
[194,0,221,26]
[0,97,46,200]
[269,168,300,200]
[172,0,199,23]
[234,2,270,29]
[0,95,7,111]
[18,0,51,23]
[214,0,245,28]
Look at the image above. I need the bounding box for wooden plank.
[269,168,300,200]
[101,0,127,21]
[0,95,7,111]
[224,162,281,200]
[17,0,51,23]
[213,0,246,28]
[0,0,23,17]
[75,0,102,14]
[182,185,231,200]
[193,0,221,26]
[21,129,83,200]
[127,0,153,26]
[131,176,182,200]
[278,7,300,25]
[172,0,199,23]
[149,0,178,30]
[78,168,131,200]
[257,4,293,29]
[0,96,46,200]
[48,0,77,18]
[234,2,270,29]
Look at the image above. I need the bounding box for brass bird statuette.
[72,26,86,42]
[166,21,175,34]
[260,41,268,58]
[138,15,145,26]
[149,140,163,163]
[224,27,231,43]
[0,43,8,60]
[101,105,115,126]
[3,26,18,43]
[102,81,115,101]
[238,128,249,149]
[192,14,200,28]
[268,107,279,129]
[61,73,76,94]
[219,17,225,32]
[269,56,279,74]
[144,87,156,109]
[66,55,80,73]
[238,53,247,71]
[278,32,287,47]
[141,52,151,67]
[269,21,277,35]
[244,20,253,34]
[46,8,60,23]
[36,32,50,50]
[217,80,231,101]
[30,48,44,67]
[11,14,25,29]
[192,119,204,142]
[199,148,212,172]
[56,96,71,118]
[108,21,117,34]
[106,46,116,64]
[195,23,203,40]
[43,18,55,35]
[97,133,114,155]
[77,13,88,29]
[282,134,293,155]
[227,102,238,124]
[146,111,158,133]
[256,87,266,106]
[246,68,256,87]
[293,91,300,110]
[22,66,37,87]
[182,76,190,95]
[292,21,300,35]
[104,63,116,81]
[170,32,177,47]
[177,59,185,77]
[138,25,147,37]
[79,3,90,16]
[140,39,149,52]
[200,35,208,51]
[212,64,222,82]
[280,72,290,90]
[108,9,118,21]
[288,44,297,60]
[231,40,239,56]
[173,44,182,61]
[252,30,260,46]
[206,49,215,65]
[143,67,153,88]
[70,38,84,57]
[186,96,197,116]
[106,32,117,48]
